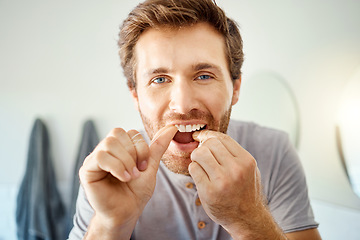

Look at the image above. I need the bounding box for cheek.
[137,90,167,119]
[203,88,233,118]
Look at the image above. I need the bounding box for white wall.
[220,0,360,210]
[1,0,360,239]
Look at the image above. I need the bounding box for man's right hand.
[79,125,177,239]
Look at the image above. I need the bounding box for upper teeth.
[175,124,205,133]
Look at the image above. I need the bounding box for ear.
[231,77,241,106]
[130,88,140,111]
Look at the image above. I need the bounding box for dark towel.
[66,120,99,235]
[16,118,65,240]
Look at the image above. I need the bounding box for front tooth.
[175,124,205,132]
[185,125,192,132]
[178,125,186,132]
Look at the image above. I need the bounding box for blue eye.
[197,75,211,80]
[153,77,167,84]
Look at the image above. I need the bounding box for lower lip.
[170,140,199,152]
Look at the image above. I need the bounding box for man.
[69,0,321,239]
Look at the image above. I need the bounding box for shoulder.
[227,119,298,194]
[227,119,291,153]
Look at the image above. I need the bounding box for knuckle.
[216,176,230,191]
[125,144,136,155]
[127,129,140,136]
[133,138,147,148]
[103,136,119,148]
[188,161,201,175]
[206,137,217,146]
[199,145,210,154]
[201,136,217,146]
[82,152,92,164]
[191,147,200,158]
[228,163,246,182]
[94,150,108,162]
[191,147,199,156]
[246,157,257,170]
[191,146,209,160]
[78,166,86,179]
[110,127,126,137]
[188,161,196,173]
[220,134,230,141]
[233,168,245,182]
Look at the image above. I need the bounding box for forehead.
[134,22,229,78]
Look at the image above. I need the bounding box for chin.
[161,151,192,175]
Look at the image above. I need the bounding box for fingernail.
[138,160,148,171]
[123,170,131,181]
[132,166,141,178]
[192,131,200,140]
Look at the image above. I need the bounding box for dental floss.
[131,132,142,140]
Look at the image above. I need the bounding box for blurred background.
[1,0,359,239]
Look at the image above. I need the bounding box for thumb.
[192,129,219,144]
[147,125,178,172]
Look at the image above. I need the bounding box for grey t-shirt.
[68,120,318,239]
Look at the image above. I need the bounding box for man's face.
[132,22,241,175]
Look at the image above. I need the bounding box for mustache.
[163,110,214,122]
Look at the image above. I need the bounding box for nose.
[169,79,199,114]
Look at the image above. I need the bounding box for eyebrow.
[146,67,170,76]
[192,62,222,73]
[144,62,223,77]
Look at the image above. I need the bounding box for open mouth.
[173,124,206,144]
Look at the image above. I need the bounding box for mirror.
[233,71,300,148]
[336,65,360,198]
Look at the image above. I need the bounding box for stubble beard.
[139,106,232,175]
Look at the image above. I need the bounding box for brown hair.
[118,0,244,90]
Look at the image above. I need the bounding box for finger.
[107,128,137,161]
[128,130,150,171]
[148,125,178,171]
[188,161,209,186]
[195,137,234,166]
[190,145,221,179]
[81,150,131,184]
[99,136,139,178]
[192,129,226,145]
[193,130,242,157]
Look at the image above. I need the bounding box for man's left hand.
[189,130,266,235]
